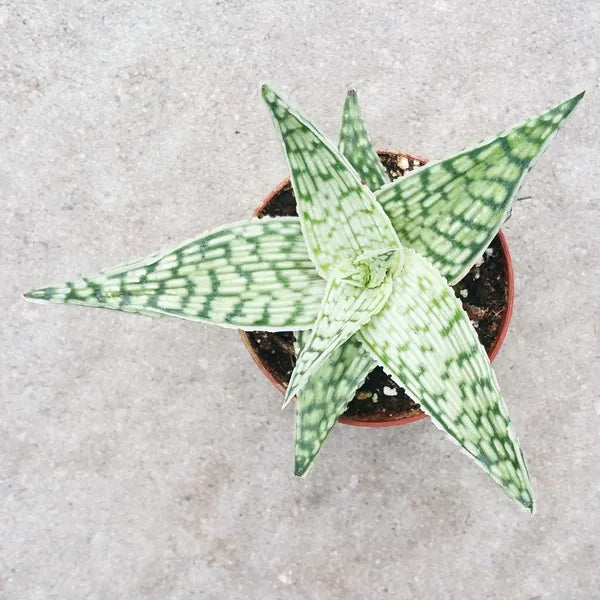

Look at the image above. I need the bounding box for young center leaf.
[358,248,534,510]
[25,218,326,331]
[376,92,584,284]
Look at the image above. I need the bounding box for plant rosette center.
[339,247,402,289]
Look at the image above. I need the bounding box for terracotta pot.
[240,150,514,427]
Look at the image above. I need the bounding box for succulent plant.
[25,86,583,510]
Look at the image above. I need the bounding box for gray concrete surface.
[2,1,600,598]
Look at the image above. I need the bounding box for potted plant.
[25,86,583,510]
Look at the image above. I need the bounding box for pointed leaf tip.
[24,289,41,301]
[555,90,585,119]
[525,497,535,514]
[293,334,375,477]
[261,84,277,104]
[294,458,312,478]
[24,285,70,303]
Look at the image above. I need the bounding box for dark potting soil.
[245,151,510,422]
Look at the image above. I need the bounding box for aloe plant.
[25,86,583,510]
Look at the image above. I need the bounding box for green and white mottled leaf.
[284,272,393,406]
[358,248,533,510]
[376,92,584,284]
[24,218,326,332]
[262,85,399,278]
[339,90,389,191]
[294,334,374,476]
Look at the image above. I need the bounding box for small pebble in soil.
[464,303,487,320]
[460,289,469,298]
[383,385,397,396]
[372,393,378,403]
[485,248,494,256]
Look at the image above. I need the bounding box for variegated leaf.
[25,218,326,332]
[376,92,584,284]
[284,272,393,406]
[294,334,374,476]
[358,248,534,510]
[339,90,389,191]
[262,85,400,278]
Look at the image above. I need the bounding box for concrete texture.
[2,1,600,598]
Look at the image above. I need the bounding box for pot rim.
[240,149,515,428]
